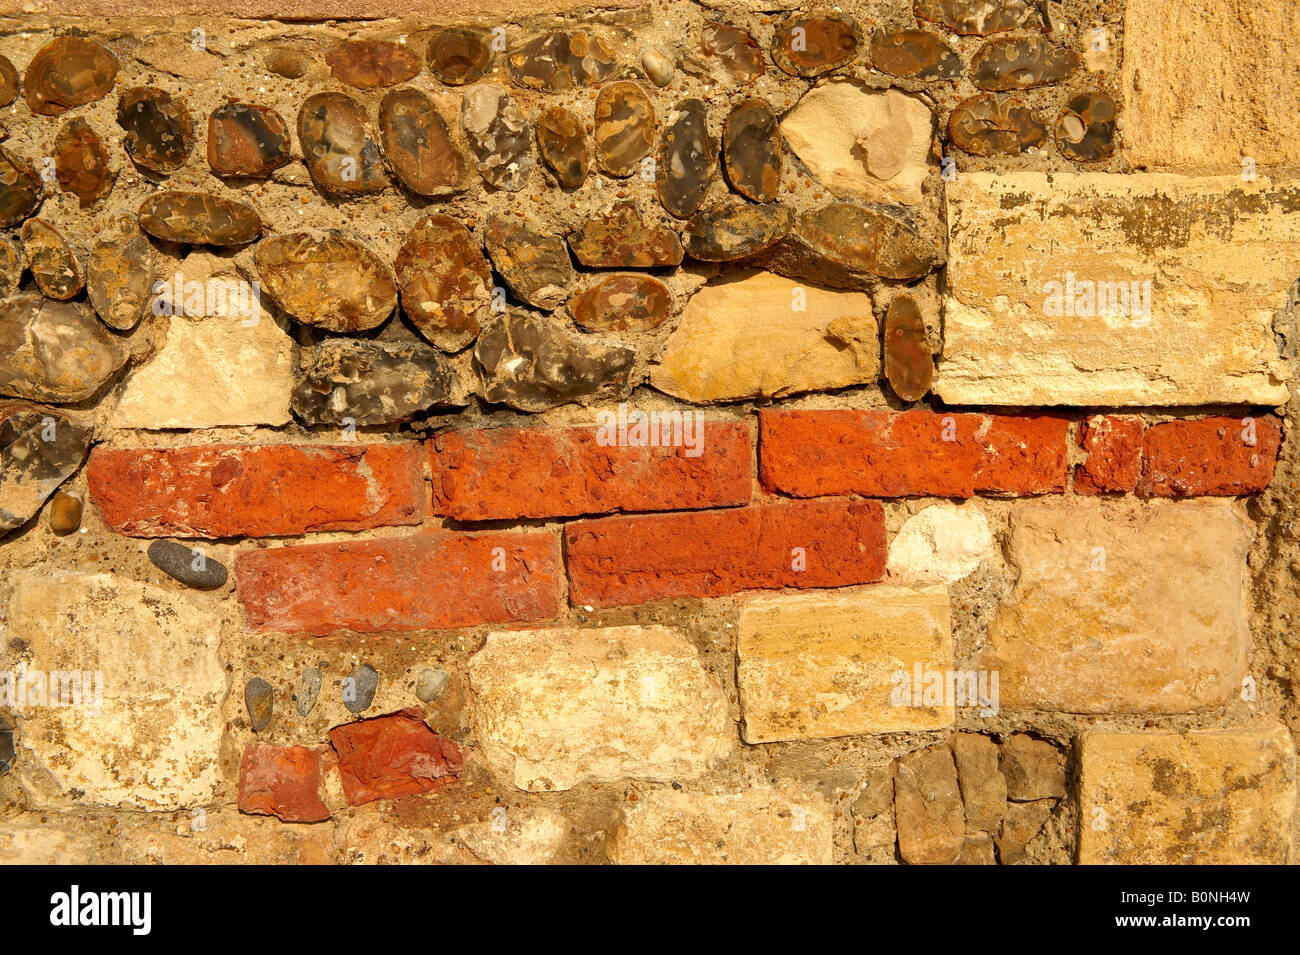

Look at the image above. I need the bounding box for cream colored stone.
[5,572,227,810]
[455,807,567,865]
[887,503,995,584]
[1121,0,1300,167]
[937,173,1293,406]
[982,502,1253,714]
[1077,722,1296,864]
[650,270,878,402]
[607,786,833,865]
[737,586,953,744]
[781,84,934,205]
[467,625,731,792]
[894,742,964,864]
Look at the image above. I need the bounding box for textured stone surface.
[1074,414,1143,494]
[54,118,114,207]
[657,99,716,218]
[914,0,1031,34]
[378,87,467,197]
[1138,415,1281,496]
[255,231,397,332]
[737,587,953,743]
[328,709,462,806]
[723,99,781,203]
[86,215,154,331]
[1001,734,1066,801]
[292,339,464,427]
[758,202,941,287]
[138,191,263,245]
[0,295,129,403]
[871,29,962,79]
[395,214,491,352]
[650,270,878,402]
[22,219,84,300]
[1077,723,1296,864]
[461,83,534,191]
[24,36,118,115]
[608,787,833,864]
[571,274,671,331]
[948,93,1047,156]
[938,173,1295,406]
[982,502,1253,713]
[971,36,1077,90]
[895,743,965,865]
[327,39,419,88]
[594,81,654,178]
[485,216,574,309]
[883,292,934,401]
[117,86,195,173]
[0,148,42,228]
[950,733,1007,832]
[0,403,90,535]
[238,744,331,823]
[886,503,995,584]
[298,91,388,194]
[207,102,292,178]
[771,12,861,76]
[569,202,683,268]
[468,625,730,792]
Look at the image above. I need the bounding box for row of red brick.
[87,411,1281,537]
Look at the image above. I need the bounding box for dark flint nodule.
[595,81,655,178]
[870,29,963,80]
[913,0,1031,35]
[138,191,263,246]
[0,54,18,107]
[298,91,390,195]
[326,39,420,89]
[485,215,574,310]
[207,102,292,178]
[683,202,793,262]
[0,148,45,229]
[971,35,1078,90]
[21,219,84,300]
[507,31,617,90]
[254,231,397,333]
[571,273,672,332]
[0,402,91,535]
[245,677,274,731]
[0,296,129,403]
[428,28,493,85]
[54,118,115,207]
[344,664,378,713]
[947,93,1047,156]
[536,106,590,190]
[24,36,119,116]
[1056,91,1117,162]
[395,213,492,351]
[883,293,934,402]
[87,215,154,331]
[681,20,765,86]
[723,99,782,203]
[379,87,468,198]
[292,339,463,427]
[569,201,684,269]
[772,13,862,77]
[117,86,195,174]
[658,99,716,219]
[148,539,229,590]
[461,84,534,191]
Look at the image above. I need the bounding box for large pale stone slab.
[982,502,1252,714]
[606,786,833,864]
[650,270,878,402]
[467,625,731,791]
[1077,722,1296,864]
[1121,0,1300,167]
[4,572,227,810]
[737,586,953,743]
[937,173,1294,406]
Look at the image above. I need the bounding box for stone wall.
[0,0,1297,865]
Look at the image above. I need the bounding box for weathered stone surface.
[772,12,862,77]
[6,572,225,810]
[915,0,1032,34]
[894,743,965,864]
[997,799,1053,863]
[682,202,792,262]
[86,214,154,331]
[737,587,953,743]
[723,100,781,203]
[297,666,322,717]
[297,91,389,195]
[48,489,82,535]
[264,46,310,78]
[608,787,833,865]
[760,203,940,286]
[328,709,462,806]
[326,39,419,88]
[948,93,1047,156]
[427,27,493,85]
[507,31,616,90]
[1000,734,1065,801]
[937,173,1295,406]
[657,99,716,219]
[639,48,674,87]
[415,668,449,702]
[681,20,764,86]
[884,293,933,401]
[0,148,45,228]
[0,53,16,106]
[1138,415,1281,497]
[486,215,574,309]
[21,219,83,300]
[238,744,330,823]
[148,539,229,590]
[1121,0,1300,167]
[468,625,731,792]
[117,86,195,174]
[1075,414,1143,494]
[138,191,263,246]
[1055,91,1116,162]
[981,502,1253,713]
[24,36,118,115]
[456,807,566,865]
[782,84,933,205]
[569,201,683,268]
[871,29,962,79]
[536,106,590,189]
[971,35,1077,90]
[950,733,1006,832]
[594,81,654,178]
[474,311,635,412]
[1077,722,1296,864]
[293,339,463,427]
[0,716,12,774]
[54,118,114,207]
[395,213,491,350]
[0,402,90,534]
[0,296,129,403]
[461,83,534,191]
[255,231,396,332]
[379,87,468,197]
[957,831,997,864]
[571,273,671,332]
[650,269,878,402]
[243,676,273,730]
[207,102,292,177]
[0,236,21,296]
[886,503,994,584]
[343,663,378,713]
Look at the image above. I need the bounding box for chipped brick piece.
[565,498,885,608]
[430,421,752,521]
[1138,415,1281,496]
[235,530,561,635]
[328,709,463,806]
[87,444,426,538]
[238,744,331,823]
[1074,414,1143,495]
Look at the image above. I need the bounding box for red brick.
[1138,416,1281,497]
[328,709,463,807]
[238,744,331,823]
[1075,415,1144,495]
[235,530,560,635]
[87,443,426,539]
[430,420,753,521]
[759,409,1069,498]
[565,498,886,608]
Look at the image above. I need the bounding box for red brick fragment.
[564,498,886,608]
[238,743,331,823]
[328,708,463,806]
[234,530,561,635]
[759,409,1069,498]
[430,420,753,521]
[1138,416,1281,497]
[87,443,426,538]
[1074,414,1144,495]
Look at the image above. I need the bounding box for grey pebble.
[148,540,227,589]
[245,677,274,732]
[415,667,449,702]
[296,665,322,717]
[343,663,377,713]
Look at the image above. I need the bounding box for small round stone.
[245,677,274,732]
[148,539,229,589]
[415,667,449,702]
[344,663,378,713]
[640,48,675,87]
[48,490,83,535]
[427,28,493,85]
[296,665,322,717]
[24,36,119,116]
[265,46,311,78]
